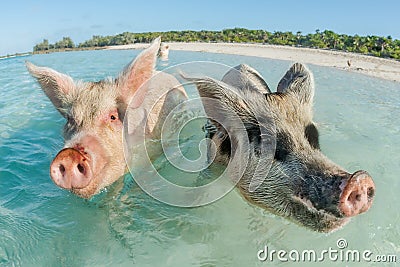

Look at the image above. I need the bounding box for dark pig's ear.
[182,75,254,121]
[277,63,314,104]
[26,61,75,117]
[222,64,271,94]
[182,74,276,132]
[117,37,161,108]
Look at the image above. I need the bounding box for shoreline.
[107,42,400,82]
[0,52,31,60]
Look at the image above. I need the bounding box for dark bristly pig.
[26,38,187,198]
[186,63,375,232]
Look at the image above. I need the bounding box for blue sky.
[1,0,399,55]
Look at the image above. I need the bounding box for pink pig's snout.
[50,148,93,190]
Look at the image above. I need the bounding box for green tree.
[54,37,75,49]
[33,39,50,51]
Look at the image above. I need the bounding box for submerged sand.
[107,42,400,82]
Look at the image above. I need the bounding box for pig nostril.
[77,163,85,174]
[59,164,65,175]
[347,191,361,202]
[367,187,375,200]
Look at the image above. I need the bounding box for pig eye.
[305,123,320,150]
[110,115,116,121]
[274,132,290,161]
[274,147,289,161]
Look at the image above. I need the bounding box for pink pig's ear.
[116,37,161,108]
[26,61,75,117]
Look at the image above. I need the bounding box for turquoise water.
[1,49,399,266]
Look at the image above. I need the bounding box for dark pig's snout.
[50,148,93,190]
[339,171,375,217]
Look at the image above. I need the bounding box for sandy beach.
[107,42,400,82]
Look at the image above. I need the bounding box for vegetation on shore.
[33,28,400,60]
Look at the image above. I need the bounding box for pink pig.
[27,38,187,198]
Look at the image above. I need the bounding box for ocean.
[1,49,399,266]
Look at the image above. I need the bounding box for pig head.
[27,38,187,198]
[187,63,375,232]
